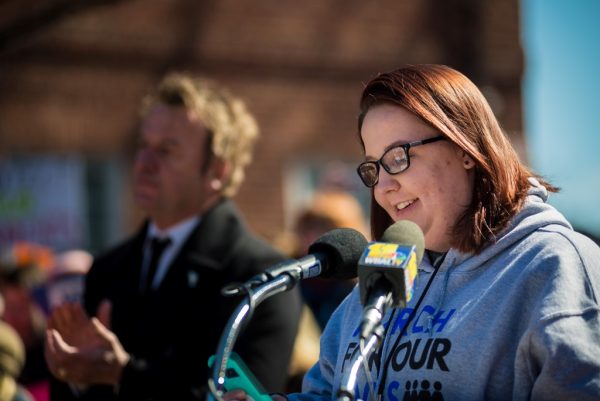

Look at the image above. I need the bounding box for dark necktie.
[142,237,172,292]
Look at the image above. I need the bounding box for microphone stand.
[208,274,295,400]
[336,325,384,401]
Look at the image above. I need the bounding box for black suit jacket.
[51,199,301,401]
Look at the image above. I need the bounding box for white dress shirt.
[141,216,200,290]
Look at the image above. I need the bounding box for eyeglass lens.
[358,145,409,186]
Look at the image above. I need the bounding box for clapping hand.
[45,300,130,386]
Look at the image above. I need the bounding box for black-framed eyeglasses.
[356,135,446,187]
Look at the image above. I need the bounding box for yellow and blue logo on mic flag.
[359,242,418,303]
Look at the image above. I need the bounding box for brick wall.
[0,0,524,245]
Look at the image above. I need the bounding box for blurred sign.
[0,156,88,251]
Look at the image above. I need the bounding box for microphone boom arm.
[209,274,295,398]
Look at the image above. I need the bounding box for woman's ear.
[462,152,476,170]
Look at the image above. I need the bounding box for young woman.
[227,64,600,401]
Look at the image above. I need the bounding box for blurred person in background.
[44,72,302,401]
[276,189,368,393]
[284,305,321,394]
[0,242,52,401]
[224,64,600,401]
[285,189,369,330]
[0,317,35,401]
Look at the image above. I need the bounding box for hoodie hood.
[423,177,572,274]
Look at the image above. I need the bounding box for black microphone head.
[307,228,368,279]
[381,220,425,264]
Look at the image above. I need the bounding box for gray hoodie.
[289,181,600,401]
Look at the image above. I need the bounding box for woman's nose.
[376,167,400,192]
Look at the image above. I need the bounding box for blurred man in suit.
[44,72,302,401]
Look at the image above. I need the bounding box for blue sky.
[521,0,600,236]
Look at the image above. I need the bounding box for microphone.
[210,227,369,400]
[270,227,368,280]
[358,220,424,340]
[223,228,368,295]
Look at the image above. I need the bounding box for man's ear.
[205,158,230,192]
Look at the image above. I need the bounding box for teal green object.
[208,352,272,401]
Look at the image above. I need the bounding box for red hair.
[358,64,557,253]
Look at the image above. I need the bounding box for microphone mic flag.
[358,220,424,339]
